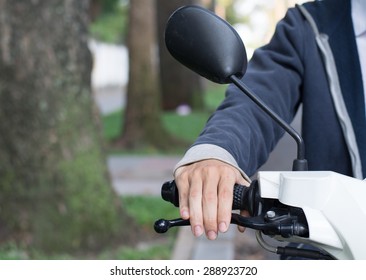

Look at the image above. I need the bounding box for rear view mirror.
[165,5,247,84]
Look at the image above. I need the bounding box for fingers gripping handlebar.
[154,180,309,239]
[161,180,260,215]
[154,180,260,234]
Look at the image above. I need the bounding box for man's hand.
[174,159,249,240]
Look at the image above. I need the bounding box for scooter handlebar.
[161,180,259,216]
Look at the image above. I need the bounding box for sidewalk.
[107,155,277,260]
[108,155,176,196]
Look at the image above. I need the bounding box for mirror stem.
[230,75,308,171]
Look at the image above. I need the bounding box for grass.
[103,110,211,145]
[94,195,180,260]
[115,195,180,260]
[102,84,227,154]
[121,196,179,227]
[162,111,210,142]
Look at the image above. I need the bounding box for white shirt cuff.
[173,144,251,182]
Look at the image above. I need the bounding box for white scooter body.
[257,171,366,259]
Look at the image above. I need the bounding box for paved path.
[108,155,178,196]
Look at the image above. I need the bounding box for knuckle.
[189,185,202,199]
[203,190,217,203]
[219,187,233,200]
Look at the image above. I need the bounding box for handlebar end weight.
[154,219,170,233]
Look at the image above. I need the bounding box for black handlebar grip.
[161,180,180,207]
[161,180,258,215]
[232,183,249,210]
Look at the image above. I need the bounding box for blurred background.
[0,0,306,260]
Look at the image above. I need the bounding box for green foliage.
[0,243,28,260]
[89,3,128,44]
[101,0,121,14]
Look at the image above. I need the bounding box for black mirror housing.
[165,5,247,84]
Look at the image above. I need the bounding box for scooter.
[153,5,366,260]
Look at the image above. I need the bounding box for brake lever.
[154,209,309,238]
[154,218,190,233]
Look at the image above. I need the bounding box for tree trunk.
[121,0,172,149]
[0,0,134,252]
[156,0,205,111]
